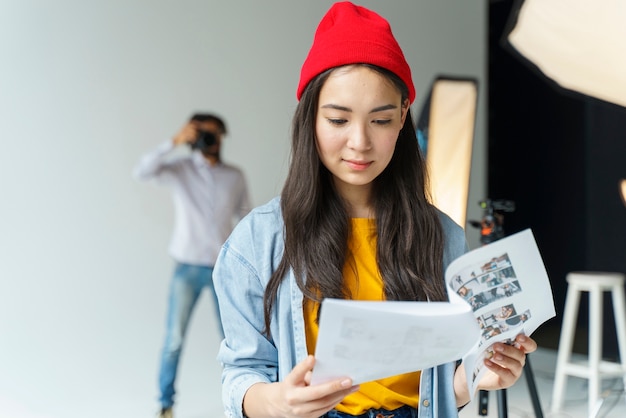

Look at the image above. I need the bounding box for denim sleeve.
[213,240,278,418]
[438,210,469,273]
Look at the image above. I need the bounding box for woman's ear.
[400,98,410,125]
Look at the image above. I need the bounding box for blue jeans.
[324,405,418,418]
[158,263,222,408]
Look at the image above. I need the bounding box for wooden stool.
[551,271,626,417]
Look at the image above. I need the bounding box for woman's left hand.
[477,334,538,391]
[453,334,538,407]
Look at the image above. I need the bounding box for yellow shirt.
[303,218,420,414]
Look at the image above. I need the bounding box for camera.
[190,130,217,151]
[469,199,516,245]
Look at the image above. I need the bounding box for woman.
[213,2,536,417]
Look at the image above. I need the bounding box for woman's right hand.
[242,355,360,418]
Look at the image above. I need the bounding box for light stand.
[469,199,544,418]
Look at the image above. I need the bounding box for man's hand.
[172,122,199,146]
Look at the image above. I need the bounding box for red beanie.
[297,1,415,103]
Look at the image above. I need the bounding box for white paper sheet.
[310,293,480,385]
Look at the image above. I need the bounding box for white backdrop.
[0,1,486,417]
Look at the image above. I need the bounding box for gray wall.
[0,1,485,417]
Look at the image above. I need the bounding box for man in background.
[133,113,250,418]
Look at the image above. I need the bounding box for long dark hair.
[263,64,446,335]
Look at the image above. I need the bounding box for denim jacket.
[214,197,468,418]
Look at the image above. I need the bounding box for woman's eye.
[373,119,392,125]
[328,118,347,125]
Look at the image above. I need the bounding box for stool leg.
[551,283,581,413]
[610,284,626,389]
[589,287,603,418]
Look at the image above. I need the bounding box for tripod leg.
[496,389,508,418]
[524,355,544,418]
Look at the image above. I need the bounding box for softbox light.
[417,77,478,229]
[506,0,626,108]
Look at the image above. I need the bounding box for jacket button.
[422,399,430,407]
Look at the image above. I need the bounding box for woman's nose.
[346,124,372,151]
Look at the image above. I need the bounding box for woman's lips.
[344,159,372,171]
